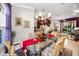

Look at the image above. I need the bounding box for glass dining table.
[27,36,57,56]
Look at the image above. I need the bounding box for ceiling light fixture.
[73,5,77,8]
[35,9,52,20]
[73,9,79,13]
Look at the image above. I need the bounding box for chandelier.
[35,9,52,32]
[35,9,52,20]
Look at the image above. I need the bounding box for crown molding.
[11,3,34,10]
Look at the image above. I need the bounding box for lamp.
[35,9,52,32]
[35,11,52,20]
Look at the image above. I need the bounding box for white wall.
[0,4,6,54]
[0,12,6,27]
[0,4,6,27]
[12,4,34,44]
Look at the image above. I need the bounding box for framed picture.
[23,20,30,28]
[15,17,22,26]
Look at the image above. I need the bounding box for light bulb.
[35,15,38,19]
[38,12,42,16]
[48,13,51,17]
[41,17,44,20]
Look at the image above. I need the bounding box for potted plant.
[11,31,16,45]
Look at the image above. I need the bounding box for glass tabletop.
[27,37,57,56]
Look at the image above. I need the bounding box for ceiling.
[14,3,79,20]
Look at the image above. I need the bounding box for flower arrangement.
[35,31,44,39]
[35,31,54,41]
[47,29,53,34]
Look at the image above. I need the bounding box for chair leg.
[24,49,27,56]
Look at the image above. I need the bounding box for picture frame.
[15,17,22,26]
[23,20,30,28]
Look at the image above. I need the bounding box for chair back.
[5,40,16,56]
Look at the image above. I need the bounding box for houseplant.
[11,31,16,45]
